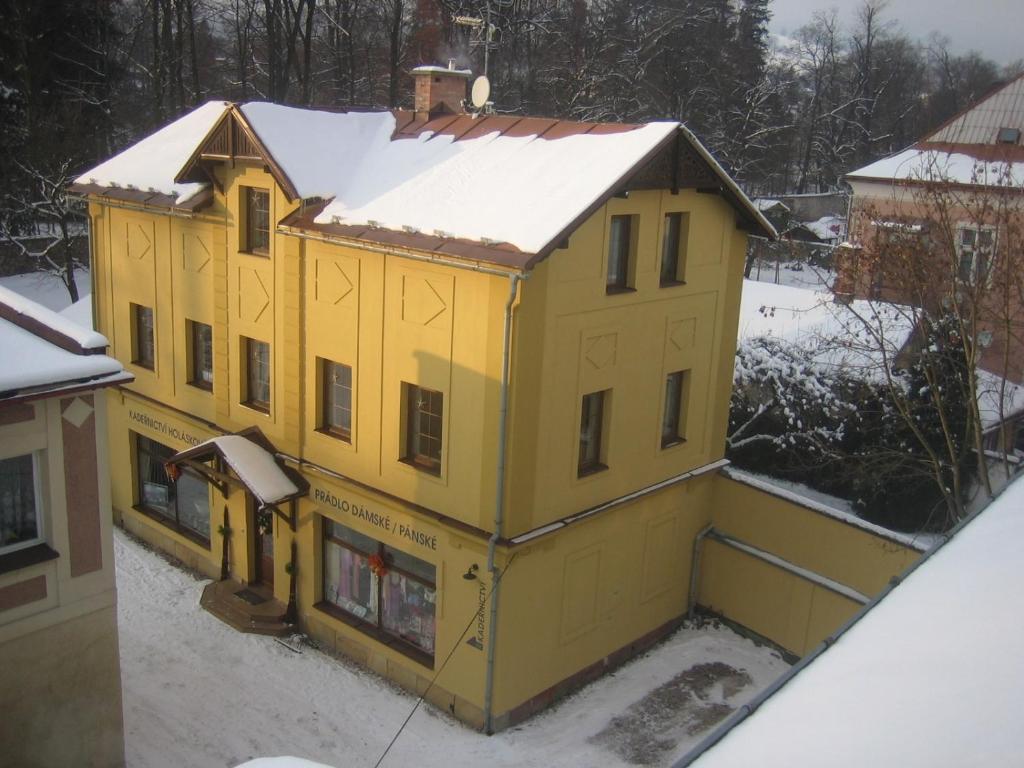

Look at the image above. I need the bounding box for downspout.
[687,525,714,620]
[483,272,523,734]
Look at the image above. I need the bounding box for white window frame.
[0,452,45,557]
[956,224,997,287]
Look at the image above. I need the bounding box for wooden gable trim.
[174,105,301,202]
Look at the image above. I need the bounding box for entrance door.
[254,505,274,589]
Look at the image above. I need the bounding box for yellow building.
[73,68,779,731]
[0,286,130,767]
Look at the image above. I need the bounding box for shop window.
[0,453,42,556]
[132,303,155,369]
[661,370,689,447]
[243,337,271,412]
[320,359,353,442]
[957,225,996,286]
[243,187,271,255]
[578,390,608,476]
[187,320,213,391]
[321,518,436,660]
[403,383,443,475]
[134,432,211,545]
[660,212,689,286]
[606,215,635,293]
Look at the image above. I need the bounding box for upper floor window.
[321,359,353,442]
[660,212,689,286]
[662,370,689,448]
[403,384,443,475]
[606,215,634,293]
[132,303,155,369]
[957,225,996,286]
[243,337,271,413]
[0,453,42,556]
[188,320,213,391]
[578,390,608,476]
[134,433,210,545]
[244,187,271,255]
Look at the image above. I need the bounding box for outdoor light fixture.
[462,564,480,581]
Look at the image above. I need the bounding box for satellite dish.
[471,76,491,109]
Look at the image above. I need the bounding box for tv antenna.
[453,1,498,80]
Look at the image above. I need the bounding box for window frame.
[187,319,214,391]
[403,383,443,476]
[243,186,271,256]
[578,389,608,477]
[661,370,689,448]
[320,358,353,442]
[131,303,155,370]
[133,432,211,547]
[320,518,436,666]
[0,452,44,557]
[956,223,997,287]
[243,336,271,413]
[660,212,689,287]
[606,214,635,293]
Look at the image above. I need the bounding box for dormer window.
[997,127,1021,145]
[243,186,270,255]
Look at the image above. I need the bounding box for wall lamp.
[462,564,480,581]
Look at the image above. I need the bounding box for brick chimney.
[412,63,472,121]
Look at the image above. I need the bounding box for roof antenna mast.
[453,2,497,115]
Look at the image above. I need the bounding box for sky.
[769,0,1023,66]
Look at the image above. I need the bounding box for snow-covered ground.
[115,530,789,768]
[745,260,834,292]
[0,268,87,312]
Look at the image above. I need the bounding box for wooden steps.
[200,579,293,637]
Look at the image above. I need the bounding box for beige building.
[0,285,130,767]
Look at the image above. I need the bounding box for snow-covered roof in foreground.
[192,435,299,506]
[241,102,679,254]
[686,473,1024,768]
[75,101,229,205]
[738,279,915,380]
[235,759,337,768]
[847,146,1024,187]
[0,285,125,396]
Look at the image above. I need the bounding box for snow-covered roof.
[0,285,127,399]
[799,215,844,241]
[738,280,916,380]
[846,146,1024,187]
[753,198,789,212]
[75,101,229,205]
[182,434,300,507]
[683,473,1024,768]
[976,369,1024,430]
[59,294,94,330]
[925,73,1024,145]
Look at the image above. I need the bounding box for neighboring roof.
[799,215,844,241]
[0,284,129,400]
[753,198,789,212]
[924,73,1024,145]
[977,368,1024,431]
[72,101,776,269]
[171,430,306,507]
[681,473,1024,768]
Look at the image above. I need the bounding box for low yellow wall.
[698,473,923,656]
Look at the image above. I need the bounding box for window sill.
[239,249,270,258]
[242,401,270,415]
[316,427,352,444]
[399,456,441,477]
[659,279,687,288]
[0,543,59,577]
[315,600,435,669]
[132,360,155,371]
[605,286,636,296]
[188,381,213,393]
[577,462,609,479]
[132,504,212,549]
[661,437,687,450]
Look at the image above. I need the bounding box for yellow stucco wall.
[698,475,924,656]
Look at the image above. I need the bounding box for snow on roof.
[976,368,1024,430]
[846,146,1024,187]
[59,294,94,330]
[239,102,679,254]
[235,759,337,768]
[0,287,124,396]
[685,473,1024,768]
[738,280,915,380]
[197,435,298,506]
[75,101,229,205]
[799,215,844,241]
[753,198,788,212]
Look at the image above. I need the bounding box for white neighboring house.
[0,284,131,767]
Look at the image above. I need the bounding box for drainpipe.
[687,525,714,621]
[483,272,523,734]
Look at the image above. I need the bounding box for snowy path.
[116,530,788,768]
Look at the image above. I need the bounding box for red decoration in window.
[164,462,181,482]
[368,553,388,578]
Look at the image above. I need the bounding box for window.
[606,215,634,292]
[243,337,271,412]
[243,187,271,255]
[578,390,607,476]
[404,384,443,475]
[322,519,436,660]
[957,225,996,285]
[134,433,210,545]
[321,359,353,441]
[188,320,213,390]
[660,212,689,286]
[132,303,155,369]
[662,371,689,447]
[997,127,1021,145]
[0,454,42,556]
